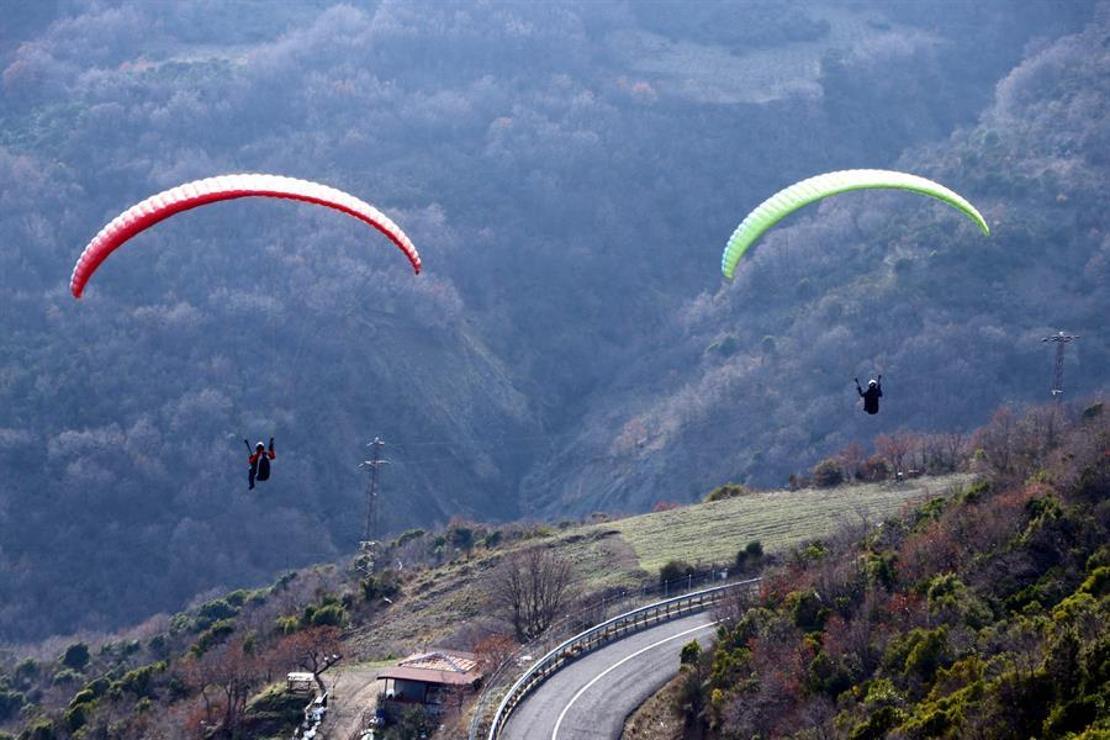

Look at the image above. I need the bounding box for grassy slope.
[608,475,972,572]
[348,474,969,658]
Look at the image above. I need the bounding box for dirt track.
[323,662,386,739]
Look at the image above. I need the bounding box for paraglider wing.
[720,169,989,279]
[70,174,422,298]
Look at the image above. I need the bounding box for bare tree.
[488,547,575,642]
[473,632,517,675]
[918,433,942,473]
[712,581,759,625]
[183,638,266,737]
[973,407,1017,478]
[875,430,915,477]
[837,441,867,481]
[280,626,342,695]
[942,431,967,470]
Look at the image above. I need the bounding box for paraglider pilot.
[855,376,883,415]
[245,437,276,490]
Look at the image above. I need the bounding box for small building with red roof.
[376,649,484,711]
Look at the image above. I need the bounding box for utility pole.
[358,437,388,545]
[1042,331,1079,400]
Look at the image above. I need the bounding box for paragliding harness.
[855,376,882,415]
[245,438,276,490]
[257,452,271,482]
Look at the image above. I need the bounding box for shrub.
[787,473,810,490]
[381,704,434,739]
[787,590,828,633]
[659,560,695,586]
[271,571,297,592]
[806,650,855,699]
[361,570,401,602]
[275,616,300,635]
[244,682,304,730]
[911,497,949,529]
[191,620,235,656]
[196,598,238,630]
[884,626,950,683]
[449,524,476,556]
[306,603,347,627]
[20,717,55,740]
[926,574,992,627]
[1078,566,1110,597]
[795,540,828,563]
[705,483,752,502]
[849,679,907,739]
[50,669,81,687]
[395,528,425,548]
[863,551,897,590]
[680,639,701,665]
[115,663,163,698]
[0,689,24,721]
[61,644,90,671]
[859,455,890,481]
[67,689,96,709]
[812,458,845,488]
[148,634,167,656]
[80,678,109,699]
[225,590,250,607]
[13,660,38,688]
[958,479,991,504]
[735,540,764,571]
[169,613,193,634]
[62,702,88,732]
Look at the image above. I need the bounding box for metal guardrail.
[482,576,761,740]
[467,570,740,740]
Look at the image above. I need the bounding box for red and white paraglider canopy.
[70,173,422,298]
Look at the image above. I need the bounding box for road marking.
[551,619,719,740]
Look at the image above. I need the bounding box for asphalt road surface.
[501,612,718,740]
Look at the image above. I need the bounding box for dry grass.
[604,474,972,572]
[345,475,971,658]
[345,526,643,659]
[623,673,685,740]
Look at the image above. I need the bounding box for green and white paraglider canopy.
[721,169,989,279]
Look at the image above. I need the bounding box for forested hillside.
[526,5,1110,515]
[666,402,1109,738]
[0,0,1104,640]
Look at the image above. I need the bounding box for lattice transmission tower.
[358,437,388,544]
[1042,331,1079,400]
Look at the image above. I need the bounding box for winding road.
[501,612,718,740]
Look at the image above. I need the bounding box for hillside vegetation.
[0,468,957,738]
[0,0,1100,641]
[661,402,1109,739]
